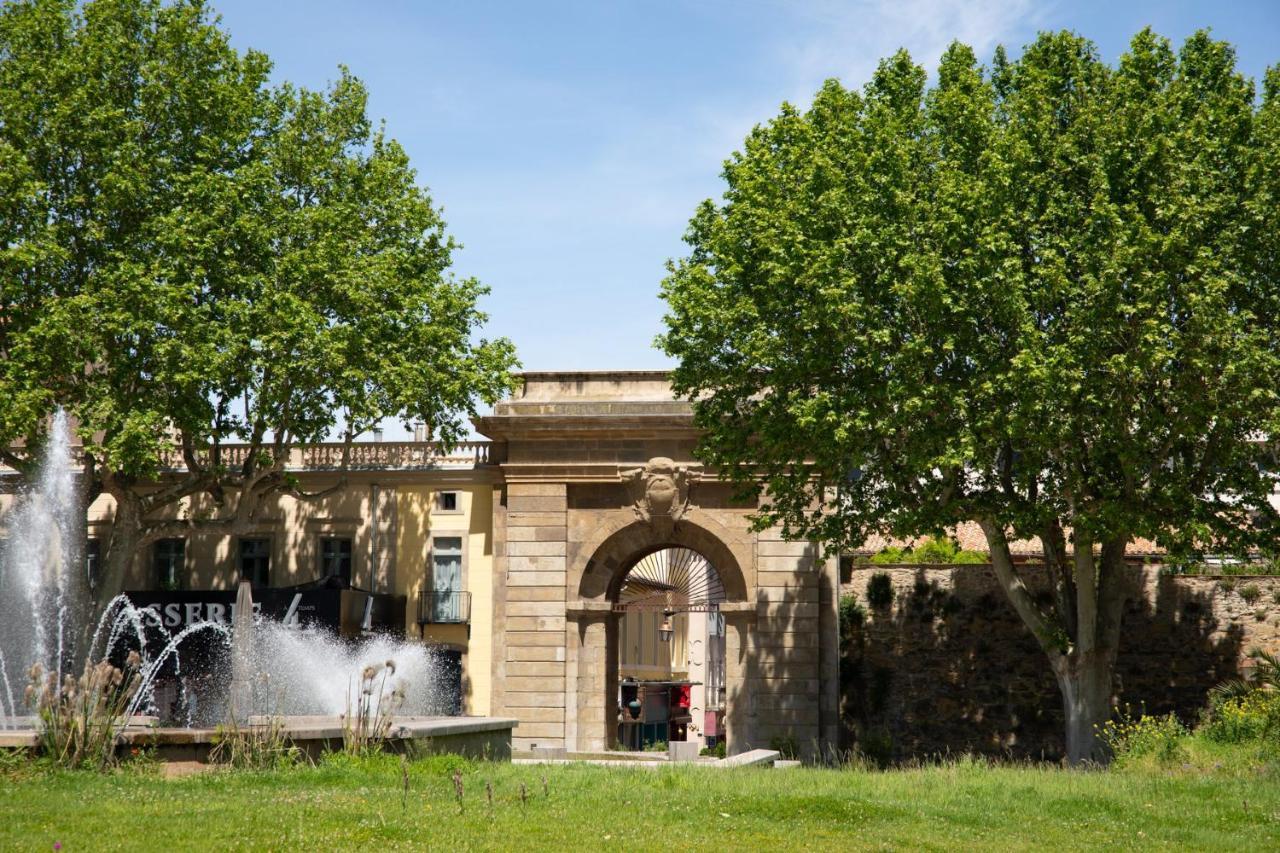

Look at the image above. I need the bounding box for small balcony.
[417,590,471,625]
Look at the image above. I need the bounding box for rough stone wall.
[840,566,1280,761]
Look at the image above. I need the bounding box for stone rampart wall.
[840,566,1280,761]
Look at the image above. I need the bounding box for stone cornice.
[474,414,697,441]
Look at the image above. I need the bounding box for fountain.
[0,411,515,758]
[229,581,254,723]
[0,410,81,727]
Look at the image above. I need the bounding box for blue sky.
[212,0,1279,382]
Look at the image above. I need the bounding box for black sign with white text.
[122,588,404,636]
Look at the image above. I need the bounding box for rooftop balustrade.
[1,440,497,475]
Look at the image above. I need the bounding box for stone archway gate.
[475,371,841,758]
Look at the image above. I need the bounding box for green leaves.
[0,0,518,480]
[660,29,1280,558]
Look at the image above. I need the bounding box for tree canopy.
[659,28,1280,762]
[0,0,518,605]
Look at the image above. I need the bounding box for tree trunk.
[66,473,97,668]
[981,520,1128,766]
[1055,651,1114,765]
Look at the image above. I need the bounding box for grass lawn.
[1,746,1277,851]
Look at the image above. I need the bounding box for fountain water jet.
[0,410,82,726]
[229,581,254,723]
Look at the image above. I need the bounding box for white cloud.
[778,0,1049,103]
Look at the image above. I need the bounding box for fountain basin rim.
[0,715,518,749]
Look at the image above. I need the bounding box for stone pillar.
[490,485,508,719]
[571,615,612,751]
[723,610,752,754]
[500,483,568,751]
[564,616,580,751]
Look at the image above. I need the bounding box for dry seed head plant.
[341,659,406,755]
[27,652,142,770]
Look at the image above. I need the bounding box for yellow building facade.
[0,442,502,717]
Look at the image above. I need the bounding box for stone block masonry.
[501,482,568,751]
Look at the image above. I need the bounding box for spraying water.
[247,621,453,718]
[0,410,81,724]
[1,410,458,730]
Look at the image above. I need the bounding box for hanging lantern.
[658,611,674,643]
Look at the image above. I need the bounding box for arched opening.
[571,516,749,755]
[614,547,727,753]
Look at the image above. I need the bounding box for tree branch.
[0,447,34,477]
[1041,518,1077,642]
[979,517,1061,655]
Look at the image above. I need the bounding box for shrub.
[1202,691,1280,744]
[1099,709,1188,765]
[910,536,984,564]
[868,536,986,565]
[854,727,894,766]
[869,546,909,565]
[769,734,798,760]
[838,593,866,632]
[1202,648,1280,744]
[1239,583,1262,604]
[866,573,895,609]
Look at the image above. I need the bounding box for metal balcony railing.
[417,590,471,625]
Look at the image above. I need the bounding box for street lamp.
[658,610,674,643]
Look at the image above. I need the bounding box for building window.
[430,536,463,621]
[86,538,101,591]
[319,537,353,585]
[437,491,460,512]
[154,538,185,590]
[238,537,270,587]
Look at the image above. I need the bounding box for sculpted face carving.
[621,456,697,530]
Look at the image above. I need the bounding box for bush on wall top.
[867,536,986,565]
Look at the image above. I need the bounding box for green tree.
[0,0,517,618]
[659,29,1280,764]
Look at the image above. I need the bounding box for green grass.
[2,748,1278,851]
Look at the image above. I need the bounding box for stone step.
[717,748,780,767]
